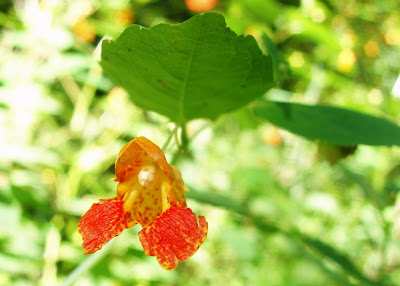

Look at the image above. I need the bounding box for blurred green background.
[1,0,400,285]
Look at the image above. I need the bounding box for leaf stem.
[161,125,178,152]
[180,124,189,153]
[170,124,189,165]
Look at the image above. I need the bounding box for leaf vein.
[178,21,203,124]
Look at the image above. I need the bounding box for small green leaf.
[101,12,274,123]
[262,34,280,83]
[317,142,357,165]
[253,100,400,146]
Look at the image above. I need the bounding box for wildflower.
[78,137,208,270]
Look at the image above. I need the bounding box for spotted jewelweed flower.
[78,137,208,270]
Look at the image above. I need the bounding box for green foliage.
[254,100,400,146]
[101,12,274,123]
[2,0,400,285]
[262,34,280,83]
[295,234,379,286]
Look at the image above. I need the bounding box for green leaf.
[253,100,400,146]
[101,12,274,123]
[239,0,281,24]
[262,34,280,83]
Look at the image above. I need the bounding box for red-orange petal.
[138,205,208,270]
[78,197,136,254]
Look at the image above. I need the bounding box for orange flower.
[78,137,208,270]
[185,0,218,13]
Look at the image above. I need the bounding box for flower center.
[138,165,156,186]
[117,163,166,223]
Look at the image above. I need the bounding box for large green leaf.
[101,12,274,123]
[253,100,400,146]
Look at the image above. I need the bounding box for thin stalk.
[170,123,211,165]
[61,239,115,286]
[161,125,178,152]
[180,124,189,152]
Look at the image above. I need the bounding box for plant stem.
[61,240,115,286]
[170,124,189,165]
[161,125,178,152]
[180,124,189,152]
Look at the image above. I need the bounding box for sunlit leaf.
[101,12,274,123]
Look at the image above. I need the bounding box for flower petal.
[169,165,188,205]
[115,137,172,184]
[138,205,208,270]
[78,197,136,254]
